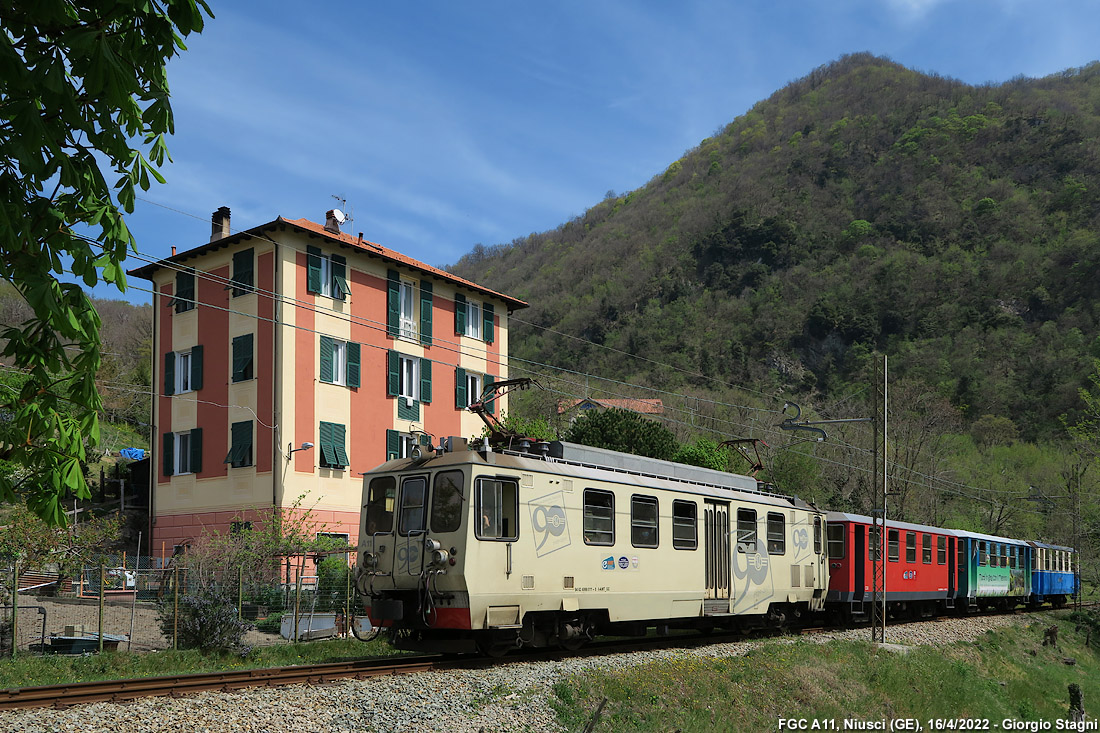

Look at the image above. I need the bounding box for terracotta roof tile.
[557,398,664,415]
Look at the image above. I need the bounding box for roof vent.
[210,206,231,242]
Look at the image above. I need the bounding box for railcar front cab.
[1027,541,1078,608]
[357,448,527,654]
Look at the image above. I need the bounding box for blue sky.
[110,0,1100,303]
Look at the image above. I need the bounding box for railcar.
[355,437,830,654]
[824,513,960,620]
[1027,541,1077,607]
[954,530,1030,611]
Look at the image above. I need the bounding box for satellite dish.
[332,209,347,224]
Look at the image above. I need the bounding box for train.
[353,383,1078,655]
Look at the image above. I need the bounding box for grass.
[0,636,404,689]
[551,612,1099,732]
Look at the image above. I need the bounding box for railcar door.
[704,500,731,613]
[948,536,956,597]
[394,474,430,578]
[853,524,866,601]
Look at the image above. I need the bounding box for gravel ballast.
[0,612,1041,733]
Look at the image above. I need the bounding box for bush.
[158,586,253,653]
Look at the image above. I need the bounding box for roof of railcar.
[825,511,961,537]
[1026,540,1075,552]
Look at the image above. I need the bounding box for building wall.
[151,224,513,559]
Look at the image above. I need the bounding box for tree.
[564,408,677,461]
[0,1,212,524]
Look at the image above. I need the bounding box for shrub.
[158,586,253,653]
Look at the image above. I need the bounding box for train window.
[922,534,932,564]
[827,524,845,559]
[905,532,916,563]
[672,500,697,550]
[736,508,757,553]
[888,529,899,562]
[978,541,987,566]
[583,489,615,546]
[766,513,785,555]
[937,536,946,565]
[397,476,428,536]
[430,470,464,533]
[365,476,396,534]
[814,516,822,555]
[868,527,882,562]
[631,495,659,548]
[475,477,519,541]
[1009,545,1016,569]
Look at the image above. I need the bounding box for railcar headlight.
[363,552,378,569]
[431,549,449,566]
[425,537,442,552]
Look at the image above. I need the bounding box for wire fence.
[2,552,369,656]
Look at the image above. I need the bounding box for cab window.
[397,476,427,536]
[476,477,518,541]
[827,523,845,559]
[430,470,464,533]
[365,476,396,534]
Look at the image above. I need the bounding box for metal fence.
[3,553,367,656]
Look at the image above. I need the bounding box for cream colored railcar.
[357,439,829,654]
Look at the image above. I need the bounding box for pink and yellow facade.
[130,210,526,557]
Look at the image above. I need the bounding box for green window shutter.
[319,335,334,383]
[419,280,433,345]
[331,254,348,301]
[485,374,496,415]
[347,342,361,388]
[307,246,323,294]
[386,270,400,337]
[190,427,203,474]
[332,423,349,468]
[163,432,174,477]
[455,367,467,409]
[225,421,252,466]
[232,248,253,296]
[386,350,399,397]
[175,272,194,313]
[386,429,400,461]
[455,293,466,334]
[191,345,203,391]
[483,303,495,344]
[232,334,253,382]
[420,358,432,404]
[164,352,175,396]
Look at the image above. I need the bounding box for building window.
[630,495,658,548]
[320,336,360,387]
[672,500,697,550]
[318,421,348,470]
[736,508,757,553]
[388,351,431,420]
[399,280,417,339]
[307,246,348,300]
[316,532,350,562]
[888,529,899,562]
[385,429,427,460]
[231,248,253,296]
[232,334,253,382]
[455,368,484,409]
[465,299,482,340]
[454,293,494,344]
[582,489,614,546]
[477,477,519,541]
[230,521,252,534]
[224,420,253,468]
[827,523,845,559]
[164,346,203,396]
[174,270,195,313]
[163,428,202,477]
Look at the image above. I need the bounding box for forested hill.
[450,53,1100,441]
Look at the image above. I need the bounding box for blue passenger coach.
[1027,541,1077,607]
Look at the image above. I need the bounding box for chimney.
[171,246,176,256]
[210,206,231,242]
[324,209,341,234]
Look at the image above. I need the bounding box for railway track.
[0,655,445,711]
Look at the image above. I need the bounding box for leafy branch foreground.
[552,615,1098,733]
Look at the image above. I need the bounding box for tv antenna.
[331,194,353,227]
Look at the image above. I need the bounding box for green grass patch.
[552,613,1098,732]
[0,636,404,689]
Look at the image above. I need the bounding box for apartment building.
[129,207,527,554]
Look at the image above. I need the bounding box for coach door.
[704,500,731,613]
[948,536,956,597]
[394,475,429,578]
[853,525,866,601]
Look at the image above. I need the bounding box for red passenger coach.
[826,512,959,620]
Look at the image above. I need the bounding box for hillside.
[451,53,1100,444]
